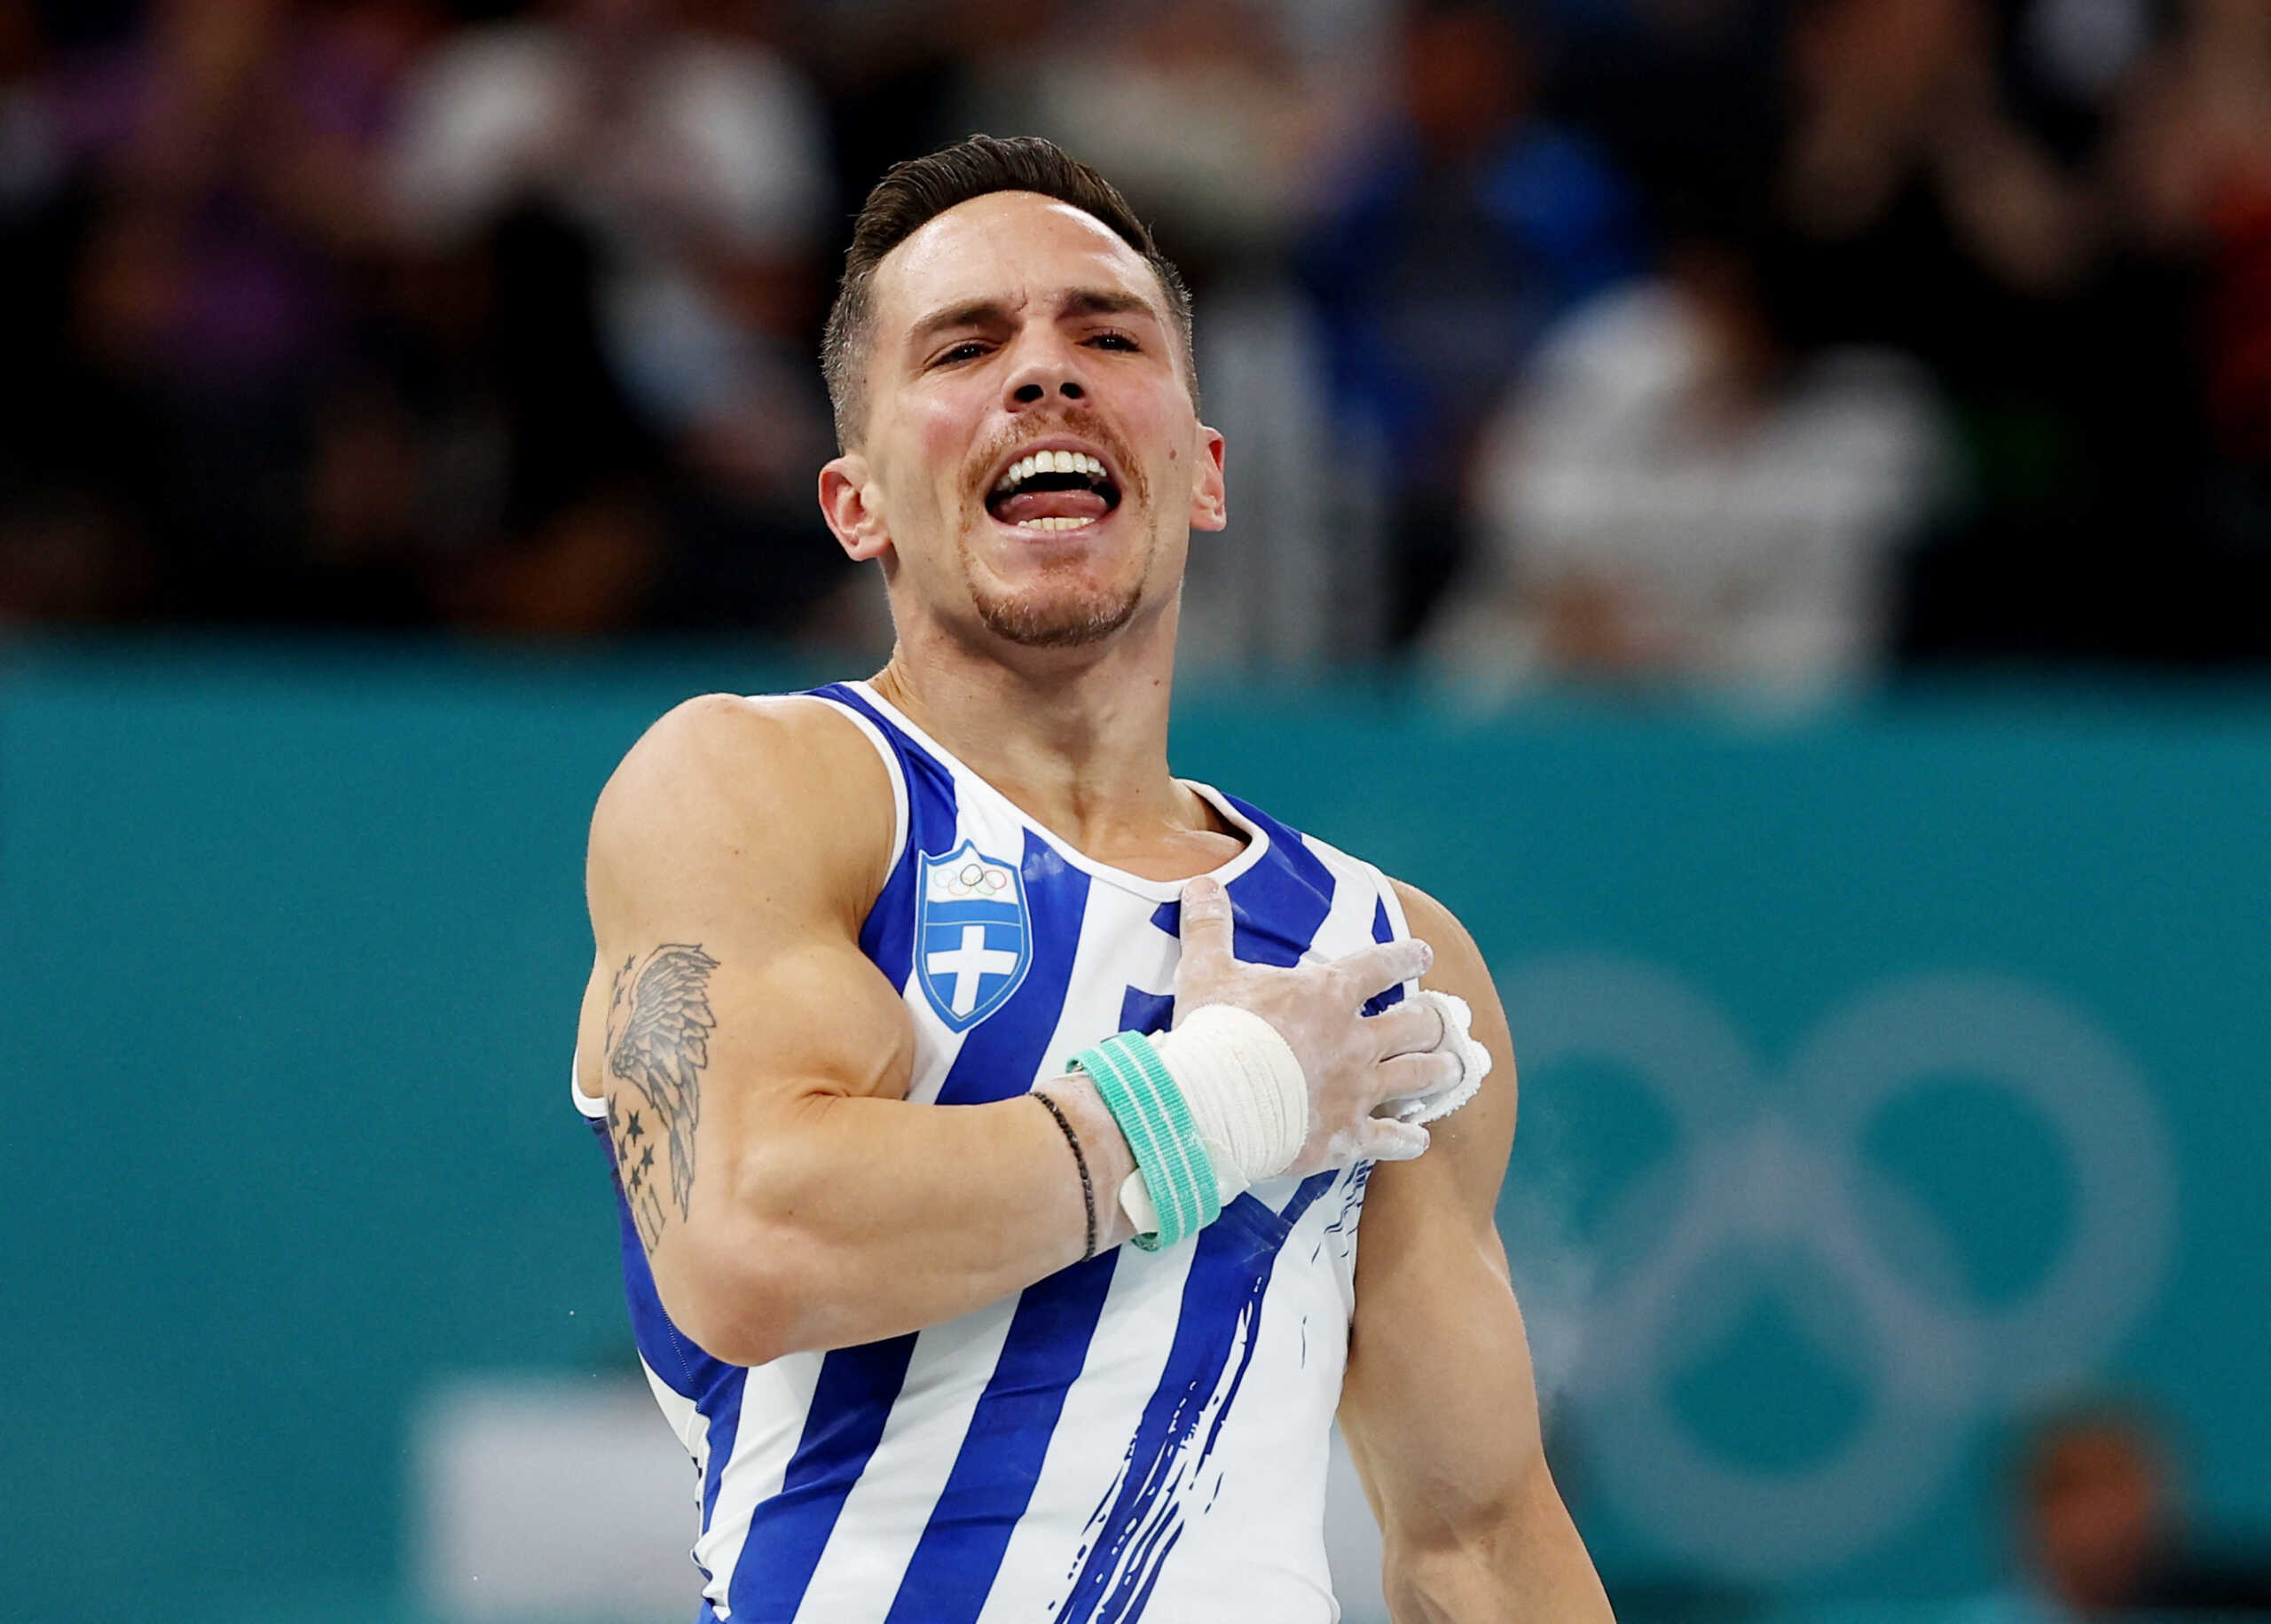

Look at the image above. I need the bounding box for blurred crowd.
[3,0,2269,684]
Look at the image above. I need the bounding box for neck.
[868,591,1201,849]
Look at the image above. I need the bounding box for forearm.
[1383,1477,1614,1624]
[664,1078,1138,1361]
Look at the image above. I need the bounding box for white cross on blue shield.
[915,840,1033,1032]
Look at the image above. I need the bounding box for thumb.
[1177,875,1236,969]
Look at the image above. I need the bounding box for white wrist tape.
[1383,990,1492,1125]
[1159,1004,1310,1185]
[1116,1004,1309,1235]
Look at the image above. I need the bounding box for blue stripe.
[1120,1531,1181,1620]
[728,1333,922,1621]
[1216,797,1335,969]
[1198,1176,1338,1452]
[1118,986,1174,1037]
[809,684,959,992]
[927,898,1023,923]
[1363,892,1406,1016]
[883,1253,1120,1620]
[699,1368,747,1537]
[1053,1172,1341,1624]
[934,828,1091,1106]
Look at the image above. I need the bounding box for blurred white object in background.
[1437,279,1953,697]
[411,1375,695,1618]
[1181,285,1357,671]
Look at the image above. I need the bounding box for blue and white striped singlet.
[574,679,1416,1622]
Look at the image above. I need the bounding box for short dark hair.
[821,134,1198,449]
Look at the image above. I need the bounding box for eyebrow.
[904,286,1163,351]
[1059,287,1158,322]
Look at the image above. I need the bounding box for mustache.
[963,409,1147,508]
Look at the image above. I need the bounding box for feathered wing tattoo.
[604,944,720,1252]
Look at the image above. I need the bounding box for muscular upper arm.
[1340,883,1528,1518]
[1340,881,1609,1620]
[574,694,914,1310]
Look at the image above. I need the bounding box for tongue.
[994,488,1110,525]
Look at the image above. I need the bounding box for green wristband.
[1073,1031,1221,1250]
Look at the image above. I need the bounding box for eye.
[932,340,989,367]
[1087,331,1139,352]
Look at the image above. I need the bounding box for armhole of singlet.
[798,692,911,877]
[571,1043,605,1119]
[1367,861,1423,1000]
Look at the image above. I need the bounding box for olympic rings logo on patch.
[1498,957,2176,1581]
[946,861,1012,898]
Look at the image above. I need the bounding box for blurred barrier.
[4,642,2267,1620]
[410,1376,694,1618]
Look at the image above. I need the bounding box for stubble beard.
[962,526,1156,648]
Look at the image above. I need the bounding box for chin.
[972,577,1142,648]
[959,521,1157,649]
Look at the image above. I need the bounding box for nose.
[1002,334,1088,410]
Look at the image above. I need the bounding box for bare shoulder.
[589,691,898,933]
[595,691,891,835]
[1388,879,1485,989]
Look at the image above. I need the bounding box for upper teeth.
[995,450,1109,494]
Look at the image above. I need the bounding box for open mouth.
[984,450,1123,533]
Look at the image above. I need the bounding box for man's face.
[2026,1428,2168,1610]
[822,191,1225,651]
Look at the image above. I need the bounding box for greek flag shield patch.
[915,840,1032,1032]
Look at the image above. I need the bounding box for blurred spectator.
[1433,173,1951,694]
[1301,0,1642,650]
[1,0,443,625]
[1957,1401,2271,1621]
[1775,0,2099,316]
[1549,0,1784,223]
[0,0,2263,668]
[800,0,1007,238]
[963,0,1330,285]
[2109,0,2271,637]
[2011,0,2159,160]
[1759,0,2271,665]
[0,0,144,624]
[391,0,848,635]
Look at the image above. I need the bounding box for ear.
[1186,423,1227,533]
[819,451,892,562]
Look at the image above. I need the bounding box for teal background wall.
[4,643,2266,1620]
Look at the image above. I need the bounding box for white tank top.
[574,680,1418,1622]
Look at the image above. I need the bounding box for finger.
[1373,1049,1463,1106]
[1176,875,1236,970]
[1356,1118,1432,1163]
[1332,936,1433,1003]
[1364,999,1449,1059]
